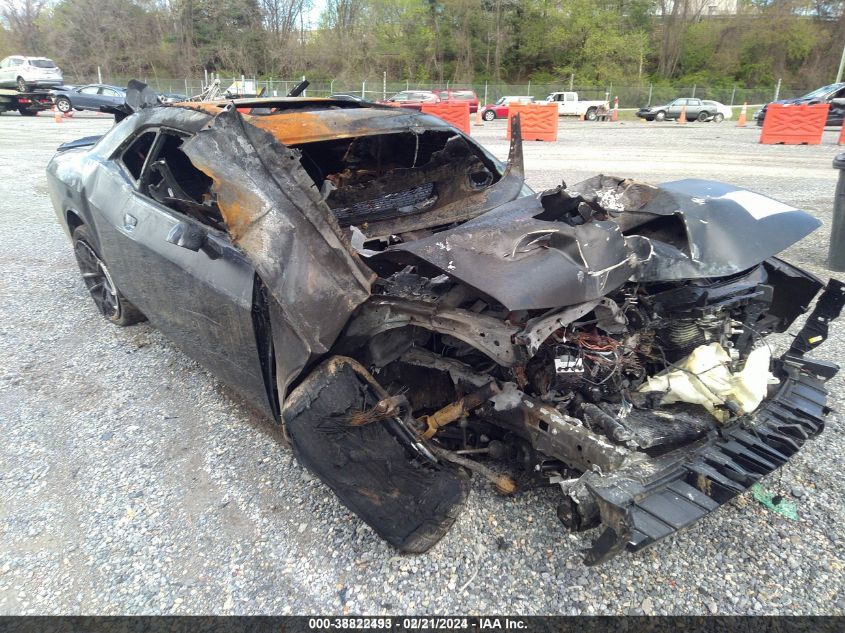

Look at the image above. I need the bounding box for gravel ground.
[1,111,844,616]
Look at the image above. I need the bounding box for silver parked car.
[637,97,722,122]
[0,55,63,92]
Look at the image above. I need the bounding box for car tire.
[585,107,597,121]
[655,111,666,121]
[17,107,38,116]
[483,110,496,121]
[713,113,724,123]
[16,77,27,93]
[72,225,145,326]
[55,97,72,113]
[697,111,709,122]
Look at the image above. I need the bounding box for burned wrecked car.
[46,86,844,564]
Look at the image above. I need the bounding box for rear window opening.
[122,131,156,180]
[145,132,225,230]
[28,59,57,68]
[292,130,501,228]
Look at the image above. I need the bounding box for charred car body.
[46,85,844,564]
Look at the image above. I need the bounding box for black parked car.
[45,85,844,565]
[51,83,126,114]
[754,82,845,126]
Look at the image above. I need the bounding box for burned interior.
[48,92,845,565]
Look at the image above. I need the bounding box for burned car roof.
[174,98,462,145]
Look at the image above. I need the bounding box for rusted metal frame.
[477,392,633,474]
[398,348,493,388]
[432,446,518,495]
[337,296,524,367]
[418,381,502,439]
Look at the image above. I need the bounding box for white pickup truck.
[546,91,609,120]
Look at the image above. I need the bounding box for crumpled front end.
[580,359,832,564]
[318,257,844,563]
[571,278,845,563]
[309,168,844,563]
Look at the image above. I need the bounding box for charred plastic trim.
[788,278,845,356]
[282,356,470,553]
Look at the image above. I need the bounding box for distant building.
[702,0,739,15]
[661,0,740,16]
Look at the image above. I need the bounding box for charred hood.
[379,176,821,311]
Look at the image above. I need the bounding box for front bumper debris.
[583,363,830,565]
[579,280,845,565]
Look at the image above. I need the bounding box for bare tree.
[657,0,707,77]
[262,0,309,38]
[1,0,46,52]
[260,0,309,73]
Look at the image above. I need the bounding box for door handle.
[166,221,223,260]
[123,213,137,231]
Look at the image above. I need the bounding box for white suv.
[0,55,63,92]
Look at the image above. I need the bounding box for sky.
[304,0,327,28]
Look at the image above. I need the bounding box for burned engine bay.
[176,106,845,564]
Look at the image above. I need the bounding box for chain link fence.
[63,73,812,107]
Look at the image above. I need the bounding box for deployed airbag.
[639,343,777,422]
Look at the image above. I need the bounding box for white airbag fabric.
[638,342,777,423]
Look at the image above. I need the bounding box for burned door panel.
[181,107,376,401]
[97,127,276,418]
[120,198,276,418]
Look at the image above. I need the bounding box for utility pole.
[837,43,845,83]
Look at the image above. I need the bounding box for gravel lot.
[1,111,844,616]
